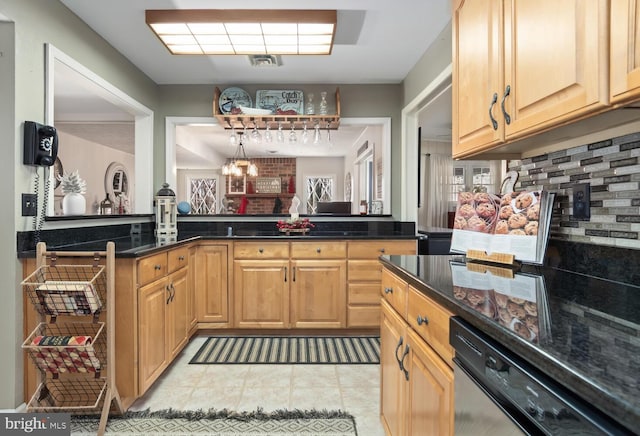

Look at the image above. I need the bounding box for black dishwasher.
[449,316,632,435]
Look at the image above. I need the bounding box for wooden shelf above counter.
[213,87,341,130]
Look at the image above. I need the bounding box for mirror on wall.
[45,44,153,216]
[165,117,391,215]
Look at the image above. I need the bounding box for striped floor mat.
[189,336,380,364]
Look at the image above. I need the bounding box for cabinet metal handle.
[293,266,296,282]
[166,285,171,304]
[155,264,162,270]
[395,336,404,370]
[384,287,393,294]
[316,248,321,253]
[379,248,385,253]
[178,256,185,261]
[170,283,176,302]
[284,266,287,282]
[489,92,498,130]
[417,315,429,326]
[259,248,264,253]
[400,345,410,381]
[501,85,511,125]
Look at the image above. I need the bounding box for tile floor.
[129,336,386,436]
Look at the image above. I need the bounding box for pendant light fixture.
[222,134,258,177]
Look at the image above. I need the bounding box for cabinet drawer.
[347,306,380,328]
[380,268,408,317]
[138,252,168,286]
[407,285,454,366]
[348,283,381,305]
[234,242,289,259]
[291,241,346,259]
[348,240,416,258]
[348,259,382,281]
[167,246,189,273]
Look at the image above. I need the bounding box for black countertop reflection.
[380,255,640,434]
[18,230,417,258]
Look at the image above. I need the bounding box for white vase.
[62,192,86,215]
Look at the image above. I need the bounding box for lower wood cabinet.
[137,248,191,394]
[234,259,290,328]
[380,270,454,436]
[195,243,229,325]
[291,259,346,328]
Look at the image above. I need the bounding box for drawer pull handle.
[178,256,185,261]
[417,315,429,326]
[166,285,171,304]
[384,287,393,294]
[379,248,385,253]
[154,264,162,270]
[316,248,321,253]
[259,248,264,253]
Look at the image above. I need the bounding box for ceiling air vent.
[248,55,282,67]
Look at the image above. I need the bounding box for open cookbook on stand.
[450,189,555,264]
[450,261,551,344]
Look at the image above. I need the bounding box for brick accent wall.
[225,158,297,214]
[508,131,640,249]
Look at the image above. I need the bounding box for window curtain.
[423,153,452,228]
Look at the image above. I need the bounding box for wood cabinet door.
[380,301,408,436]
[452,0,504,158]
[503,0,608,139]
[187,246,197,329]
[195,245,229,323]
[290,259,347,328]
[234,259,289,328]
[406,329,454,436]
[138,277,169,393]
[611,0,640,103]
[168,267,189,359]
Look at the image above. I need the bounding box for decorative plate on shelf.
[219,87,252,114]
[53,156,63,189]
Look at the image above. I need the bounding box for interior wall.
[56,130,135,215]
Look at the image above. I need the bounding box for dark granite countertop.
[417,226,453,236]
[380,255,639,434]
[18,231,417,258]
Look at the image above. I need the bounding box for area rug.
[71,408,358,435]
[189,336,380,365]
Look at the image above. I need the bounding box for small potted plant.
[276,217,315,236]
[58,170,87,215]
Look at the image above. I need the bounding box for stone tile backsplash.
[509,131,640,250]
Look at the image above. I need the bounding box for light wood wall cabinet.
[611,0,640,104]
[347,240,416,328]
[452,0,609,159]
[137,246,190,394]
[195,243,230,326]
[380,268,454,436]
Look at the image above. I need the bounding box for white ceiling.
[55,0,453,164]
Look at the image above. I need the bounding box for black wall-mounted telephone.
[23,121,58,167]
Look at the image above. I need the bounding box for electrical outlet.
[572,183,590,220]
[22,193,38,216]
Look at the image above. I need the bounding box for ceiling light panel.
[146,9,336,55]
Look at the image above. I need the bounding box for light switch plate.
[572,183,590,220]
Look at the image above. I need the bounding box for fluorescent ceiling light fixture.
[146,9,336,55]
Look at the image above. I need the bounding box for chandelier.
[221,138,258,177]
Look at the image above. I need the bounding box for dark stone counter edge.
[18,234,419,259]
[379,256,638,435]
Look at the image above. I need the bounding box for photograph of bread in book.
[451,189,555,264]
